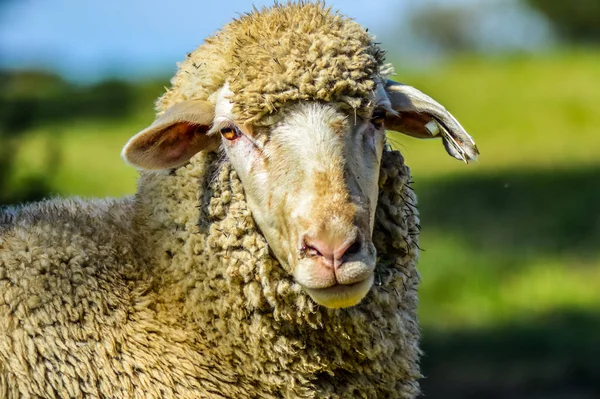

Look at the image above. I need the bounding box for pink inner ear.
[125,121,212,170]
[155,122,206,166]
[163,136,192,163]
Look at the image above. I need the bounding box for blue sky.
[0,0,412,80]
[0,0,551,81]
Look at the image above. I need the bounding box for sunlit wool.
[0,151,420,398]
[0,3,422,398]
[158,2,388,124]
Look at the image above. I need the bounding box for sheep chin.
[302,274,374,309]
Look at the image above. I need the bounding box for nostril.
[302,230,362,265]
[343,240,362,258]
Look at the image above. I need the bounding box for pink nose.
[303,233,361,269]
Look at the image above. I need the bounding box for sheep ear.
[384,80,479,163]
[121,99,218,170]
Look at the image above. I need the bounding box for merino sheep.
[0,3,478,398]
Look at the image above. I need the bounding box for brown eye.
[220,126,240,140]
[371,109,386,129]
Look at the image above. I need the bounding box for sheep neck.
[133,149,422,397]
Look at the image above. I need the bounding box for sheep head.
[121,3,478,309]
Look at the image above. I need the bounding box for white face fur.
[211,85,388,308]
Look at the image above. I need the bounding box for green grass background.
[3,51,600,398]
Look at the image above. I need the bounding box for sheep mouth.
[302,274,374,309]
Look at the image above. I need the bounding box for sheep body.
[1,151,420,398]
[0,3,423,398]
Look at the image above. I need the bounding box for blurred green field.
[3,51,600,398]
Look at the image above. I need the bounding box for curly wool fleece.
[158,2,387,124]
[0,149,421,398]
[1,3,423,398]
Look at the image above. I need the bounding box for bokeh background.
[1,0,598,397]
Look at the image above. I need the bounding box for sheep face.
[122,79,478,309]
[207,85,389,308]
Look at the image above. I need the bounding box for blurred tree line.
[0,70,135,204]
[408,0,600,53]
[526,0,600,43]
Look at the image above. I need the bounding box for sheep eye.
[370,109,386,129]
[220,126,240,140]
